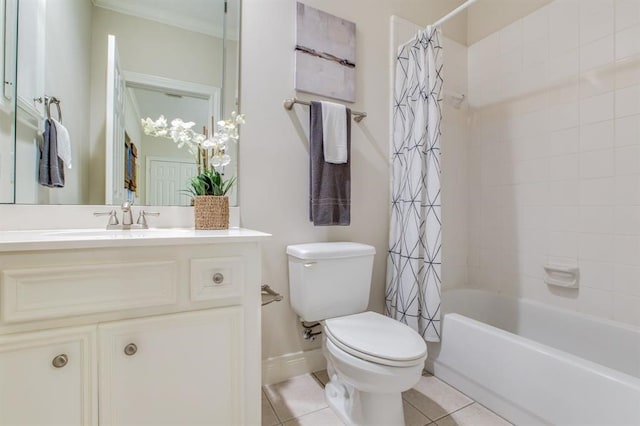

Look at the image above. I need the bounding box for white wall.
[240,0,469,365]
[467,0,640,326]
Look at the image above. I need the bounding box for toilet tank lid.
[286,242,376,260]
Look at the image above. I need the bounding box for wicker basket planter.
[194,195,229,230]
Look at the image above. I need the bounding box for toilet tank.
[286,242,376,322]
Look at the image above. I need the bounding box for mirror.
[3,0,240,206]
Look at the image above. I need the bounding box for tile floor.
[262,370,512,426]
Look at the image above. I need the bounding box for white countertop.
[0,228,271,252]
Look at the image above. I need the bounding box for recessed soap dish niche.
[543,264,579,289]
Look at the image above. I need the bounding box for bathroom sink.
[43,228,196,238]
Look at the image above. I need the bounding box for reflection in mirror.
[8,0,240,206]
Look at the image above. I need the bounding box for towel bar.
[283,97,367,122]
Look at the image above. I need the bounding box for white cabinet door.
[98,308,243,426]
[0,326,97,426]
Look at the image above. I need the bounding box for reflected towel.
[52,118,72,169]
[320,101,348,164]
[309,101,351,226]
[39,118,65,187]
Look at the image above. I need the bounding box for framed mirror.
[3,0,240,206]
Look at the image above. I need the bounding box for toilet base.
[325,374,405,426]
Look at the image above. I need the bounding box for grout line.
[283,405,333,425]
[430,400,476,422]
[262,388,282,424]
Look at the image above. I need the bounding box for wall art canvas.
[295,2,356,103]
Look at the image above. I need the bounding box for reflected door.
[146,158,196,206]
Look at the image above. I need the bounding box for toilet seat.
[324,311,427,368]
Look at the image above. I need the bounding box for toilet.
[286,242,427,426]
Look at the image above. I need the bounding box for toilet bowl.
[286,242,427,425]
[321,311,427,426]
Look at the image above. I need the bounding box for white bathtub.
[427,289,640,426]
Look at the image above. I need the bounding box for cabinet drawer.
[190,257,244,302]
[1,261,178,323]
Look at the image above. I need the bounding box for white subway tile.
[548,231,579,258]
[578,233,616,262]
[616,0,640,31]
[615,145,640,175]
[549,154,580,181]
[614,206,640,235]
[523,38,549,67]
[580,35,614,72]
[579,206,614,234]
[500,49,523,75]
[579,0,615,45]
[519,253,546,278]
[548,49,580,83]
[616,61,640,89]
[613,264,640,296]
[514,159,549,184]
[523,5,550,43]
[548,102,580,130]
[615,115,640,146]
[579,260,614,291]
[579,149,615,179]
[580,177,615,206]
[580,92,615,125]
[615,84,640,117]
[615,24,640,60]
[549,0,581,56]
[580,69,616,99]
[550,127,580,156]
[615,175,640,205]
[615,235,640,265]
[550,179,581,206]
[521,62,549,94]
[547,205,580,232]
[579,120,614,152]
[500,20,523,54]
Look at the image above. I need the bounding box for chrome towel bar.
[283,97,367,122]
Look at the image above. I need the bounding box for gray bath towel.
[39,118,65,187]
[309,101,351,226]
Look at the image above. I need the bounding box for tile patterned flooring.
[262,370,512,426]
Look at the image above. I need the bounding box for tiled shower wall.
[466,0,640,326]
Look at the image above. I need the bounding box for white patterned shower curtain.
[385,26,443,342]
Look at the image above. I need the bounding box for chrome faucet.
[94,202,159,230]
[121,201,134,226]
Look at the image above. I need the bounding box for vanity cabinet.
[0,326,96,425]
[98,308,242,425]
[0,230,267,426]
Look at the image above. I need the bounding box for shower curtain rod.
[430,0,478,28]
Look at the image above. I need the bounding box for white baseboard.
[262,348,326,385]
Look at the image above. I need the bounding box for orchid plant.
[141,112,245,196]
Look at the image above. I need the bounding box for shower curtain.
[385,26,443,342]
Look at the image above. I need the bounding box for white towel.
[52,119,72,169]
[320,101,348,164]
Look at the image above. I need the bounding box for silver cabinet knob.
[212,272,224,284]
[124,343,138,356]
[52,354,68,368]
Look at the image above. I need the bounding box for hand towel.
[38,118,65,188]
[52,118,72,169]
[320,101,348,164]
[309,101,351,226]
